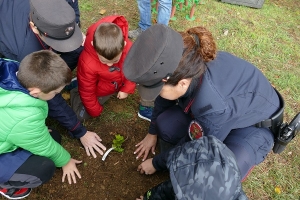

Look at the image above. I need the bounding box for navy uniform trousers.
[156,106,274,180]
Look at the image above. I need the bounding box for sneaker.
[138,105,153,122]
[128,27,144,39]
[0,188,32,199]
[64,77,78,91]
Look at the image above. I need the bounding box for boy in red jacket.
[70,16,136,121]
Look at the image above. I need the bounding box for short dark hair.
[93,22,124,60]
[17,50,72,93]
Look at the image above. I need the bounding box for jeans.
[137,0,172,31]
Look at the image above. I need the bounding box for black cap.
[30,0,82,52]
[123,24,183,101]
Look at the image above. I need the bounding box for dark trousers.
[156,105,274,180]
[0,129,61,189]
[70,87,112,122]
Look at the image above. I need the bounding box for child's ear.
[29,21,39,35]
[28,87,42,98]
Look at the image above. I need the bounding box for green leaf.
[112,134,125,153]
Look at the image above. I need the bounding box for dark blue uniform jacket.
[0,0,86,136]
[0,0,82,70]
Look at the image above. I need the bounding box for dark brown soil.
[28,93,169,200]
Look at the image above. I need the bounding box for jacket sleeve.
[47,94,87,138]
[148,96,177,134]
[152,151,169,171]
[119,77,136,94]
[8,110,71,167]
[77,55,104,117]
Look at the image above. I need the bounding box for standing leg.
[129,0,152,39]
[137,0,152,30]
[157,0,172,25]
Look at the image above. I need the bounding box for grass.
[76,0,300,199]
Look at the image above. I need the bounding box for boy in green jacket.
[0,50,82,200]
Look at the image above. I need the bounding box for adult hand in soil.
[134,133,157,161]
[137,158,156,175]
[80,131,107,158]
[62,158,82,184]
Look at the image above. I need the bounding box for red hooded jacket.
[77,15,136,117]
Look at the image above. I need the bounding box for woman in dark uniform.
[123,24,280,181]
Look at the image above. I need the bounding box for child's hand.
[117,91,128,99]
[62,158,82,184]
[136,196,144,200]
[80,131,106,158]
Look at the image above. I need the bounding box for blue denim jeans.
[137,0,172,31]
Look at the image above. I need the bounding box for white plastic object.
[102,147,115,161]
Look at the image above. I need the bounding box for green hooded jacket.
[0,87,71,167]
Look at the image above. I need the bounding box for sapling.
[102,134,125,161]
[112,134,125,153]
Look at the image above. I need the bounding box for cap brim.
[41,23,82,52]
[137,84,163,102]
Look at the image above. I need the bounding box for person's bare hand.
[136,196,144,200]
[137,158,156,175]
[62,158,82,184]
[117,91,129,99]
[134,134,157,161]
[80,131,106,158]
